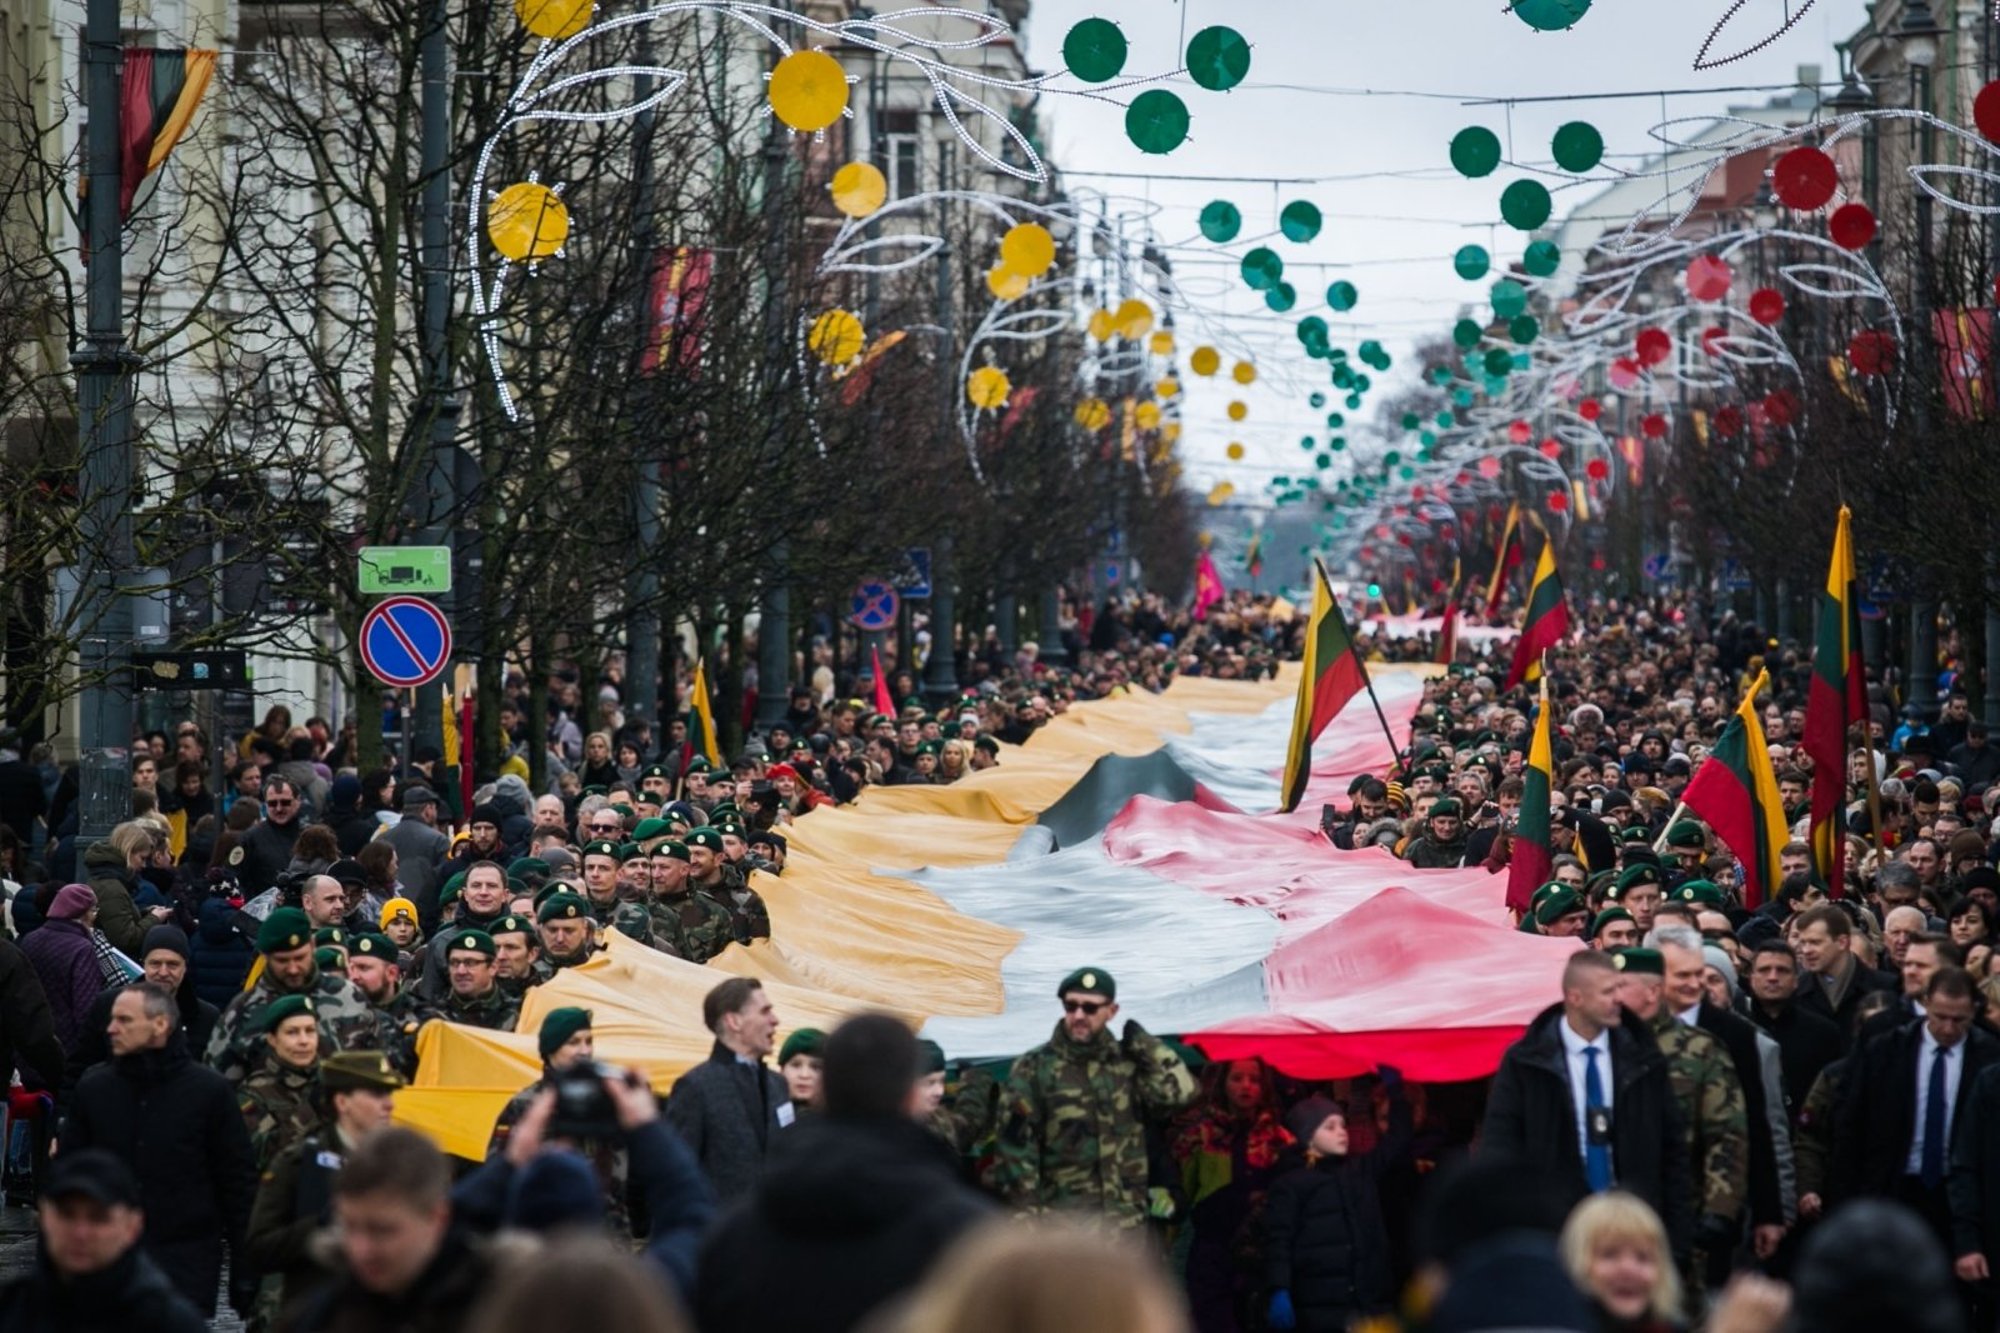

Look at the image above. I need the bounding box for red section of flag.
[1934,309,1994,419]
[640,247,712,376]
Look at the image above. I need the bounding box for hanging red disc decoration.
[1847,329,1894,376]
[1748,288,1785,325]
[1538,437,1562,458]
[1609,357,1642,389]
[1828,203,1875,251]
[1714,405,1743,437]
[1478,455,1502,479]
[1975,80,2000,142]
[1771,146,1839,211]
[1585,457,1610,480]
[1509,419,1532,444]
[1578,397,1602,422]
[1701,325,1729,357]
[1763,389,1798,426]
[1359,545,1374,562]
[1411,484,1427,501]
[1685,255,1734,301]
[1547,489,1569,513]
[1635,328,1673,366]
[1641,413,1668,439]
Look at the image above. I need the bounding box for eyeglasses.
[589,822,621,833]
[266,798,295,809]
[1062,999,1107,1016]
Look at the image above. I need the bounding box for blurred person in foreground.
[466,1237,688,1333]
[887,1218,1191,1333]
[1558,1191,1683,1333]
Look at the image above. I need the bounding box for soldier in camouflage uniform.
[990,967,1197,1228]
[490,912,552,999]
[647,840,734,963]
[537,891,601,970]
[419,928,521,1031]
[686,826,769,946]
[487,1007,632,1236]
[237,993,326,1170]
[206,907,382,1086]
[340,932,424,1080]
[578,839,659,947]
[917,1038,1002,1157]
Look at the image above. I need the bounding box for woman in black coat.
[1262,1076,1412,1332]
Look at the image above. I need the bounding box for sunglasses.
[1063,999,1108,1016]
[589,822,621,833]
[266,798,295,809]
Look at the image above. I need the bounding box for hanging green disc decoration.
[1453,245,1491,280]
[1510,0,1592,30]
[1309,392,1326,408]
[1453,318,1483,349]
[1326,280,1358,311]
[1198,200,1242,243]
[1523,240,1562,277]
[1125,89,1190,154]
[1297,315,1329,347]
[1510,314,1539,344]
[1450,126,1503,179]
[1185,26,1251,91]
[1062,18,1128,83]
[1264,282,1297,312]
[1500,179,1553,230]
[1483,347,1515,376]
[1550,121,1604,172]
[1280,201,1322,242]
[1490,279,1527,320]
[1240,247,1283,290]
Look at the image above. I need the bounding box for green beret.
[684,756,711,775]
[322,1050,406,1093]
[258,908,314,955]
[438,870,468,908]
[641,764,670,781]
[917,1038,947,1074]
[778,1028,826,1066]
[1609,863,1663,900]
[632,818,671,843]
[507,857,550,885]
[1528,881,1564,911]
[709,803,740,819]
[1534,886,1584,926]
[613,843,641,862]
[313,947,345,972]
[350,933,398,959]
[446,928,496,958]
[580,839,621,861]
[1590,907,1634,938]
[538,1006,592,1060]
[538,892,589,924]
[1057,967,1116,1001]
[1676,879,1725,907]
[313,927,348,948]
[1429,796,1462,819]
[685,827,724,853]
[1623,847,1663,871]
[1587,869,1618,895]
[258,993,318,1032]
[916,740,941,757]
[611,804,635,820]
[1613,947,1664,976]
[714,822,745,840]
[651,840,690,863]
[581,784,609,797]
[490,913,535,939]
[1620,825,1651,843]
[1665,822,1705,849]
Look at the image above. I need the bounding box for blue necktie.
[1922,1045,1949,1189]
[1584,1046,1613,1192]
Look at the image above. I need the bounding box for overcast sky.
[1011,0,1873,504]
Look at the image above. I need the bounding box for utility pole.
[923,136,960,705]
[626,26,663,741]
[752,4,795,732]
[74,0,138,842]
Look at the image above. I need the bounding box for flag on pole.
[1505,672,1554,915]
[1193,550,1225,620]
[1484,501,1523,617]
[1802,506,1867,891]
[870,645,896,719]
[117,48,217,217]
[688,657,722,767]
[1279,563,1367,813]
[1502,538,1570,691]
[1681,668,1789,908]
[1244,531,1264,577]
[1434,601,1459,666]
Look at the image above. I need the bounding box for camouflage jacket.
[422,985,520,1032]
[648,890,734,964]
[1794,1058,1850,1199]
[206,968,380,1085]
[929,1063,1002,1156]
[990,1020,1197,1227]
[498,959,554,1001]
[238,1052,324,1171]
[373,991,426,1080]
[487,1075,631,1236]
[1652,1010,1748,1222]
[701,883,770,946]
[584,894,659,950]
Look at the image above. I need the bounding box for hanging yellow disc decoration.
[1227,401,1248,421]
[998,222,1056,278]
[967,366,1011,410]
[488,182,570,262]
[1231,360,1257,385]
[1226,442,1245,460]
[807,309,865,365]
[829,161,887,218]
[1207,480,1236,505]
[986,265,1029,300]
[516,0,592,39]
[1074,397,1112,430]
[1156,377,1180,398]
[1087,309,1115,342]
[1149,330,1176,356]
[1134,401,1162,429]
[769,49,849,133]
[1189,345,1221,376]
[1114,299,1154,340]
[1163,421,1183,444]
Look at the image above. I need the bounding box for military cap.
[258,993,319,1032]
[538,1007,592,1060]
[538,892,589,924]
[1587,869,1618,896]
[581,784,609,797]
[684,756,712,775]
[313,927,348,948]
[709,803,741,819]
[632,817,671,843]
[663,801,698,826]
[1676,879,1725,906]
[749,830,787,853]
[685,827,725,853]
[313,947,345,972]
[640,763,671,782]
[610,804,635,820]
[1609,863,1663,900]
[714,822,746,841]
[1527,881,1564,913]
[1429,796,1462,819]
[616,843,644,862]
[322,1050,406,1093]
[973,735,1000,755]
[1612,947,1664,976]
[916,740,941,757]
[507,857,550,885]
[917,1038,947,1075]
[580,839,621,861]
[1664,822,1705,849]
[489,913,535,939]
[437,870,469,908]
[380,898,419,929]
[650,839,690,863]
[446,928,496,958]
[350,933,398,959]
[1590,907,1634,938]
[1623,847,1663,871]
[1620,825,1651,843]
[258,907,314,955]
[1534,886,1585,927]
[1057,967,1116,1000]
[778,1028,826,1066]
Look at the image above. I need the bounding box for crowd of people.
[0,584,1992,1332]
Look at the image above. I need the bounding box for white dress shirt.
[1559,1015,1613,1168]
[1907,1026,1964,1175]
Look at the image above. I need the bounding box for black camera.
[547,1061,622,1140]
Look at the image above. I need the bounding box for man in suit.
[1792,904,1896,1044]
[1859,933,1964,1048]
[1740,940,1842,1123]
[1481,949,1691,1260]
[667,976,788,1202]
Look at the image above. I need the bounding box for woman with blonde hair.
[889,1219,1189,1333]
[1557,1191,1684,1333]
[937,739,970,784]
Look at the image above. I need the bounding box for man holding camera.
[486,1008,632,1235]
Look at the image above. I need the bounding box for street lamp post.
[1899,0,1944,722]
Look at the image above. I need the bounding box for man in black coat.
[0,1149,206,1333]
[695,1014,993,1333]
[1740,940,1842,1121]
[667,976,789,1202]
[230,775,304,896]
[1480,949,1692,1260]
[60,982,256,1318]
[1792,903,1896,1044]
[0,933,64,1093]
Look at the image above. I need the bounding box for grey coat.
[667,1041,789,1203]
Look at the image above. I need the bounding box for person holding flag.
[1678,669,1790,911]
[1801,507,1869,894]
[1505,670,1556,917]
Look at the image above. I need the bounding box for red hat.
[766,763,801,782]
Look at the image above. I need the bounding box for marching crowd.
[0,585,1992,1331]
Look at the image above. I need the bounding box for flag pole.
[1317,558,1406,776]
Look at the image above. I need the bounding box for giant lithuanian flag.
[1502,539,1569,691]
[1801,507,1866,891]
[1279,562,1367,812]
[1681,668,1789,908]
[1505,671,1554,915]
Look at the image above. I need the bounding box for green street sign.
[358,546,452,595]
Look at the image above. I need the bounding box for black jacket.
[233,816,303,896]
[1743,998,1844,1121]
[694,1114,993,1333]
[1264,1094,1412,1328]
[666,1040,789,1203]
[290,1226,494,1333]
[0,1240,207,1333]
[1480,1003,1691,1259]
[1831,1018,2000,1206]
[61,978,219,1104]
[1796,957,1897,1046]
[0,934,64,1093]
[1693,1000,1785,1227]
[1950,1061,2000,1259]
[60,1033,257,1315]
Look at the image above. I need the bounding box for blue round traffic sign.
[359,596,452,688]
[849,580,900,631]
